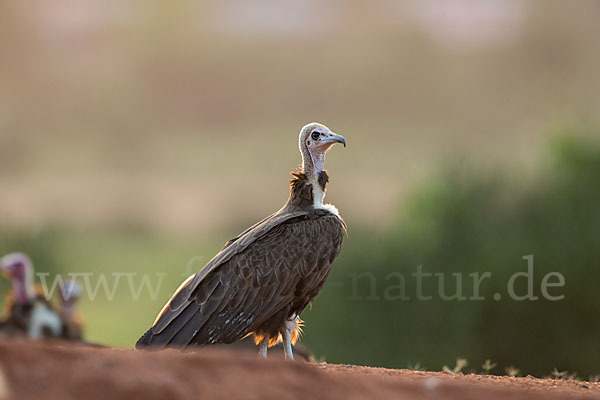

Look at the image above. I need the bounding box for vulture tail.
[135,327,153,349]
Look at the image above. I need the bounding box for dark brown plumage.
[136,122,346,359]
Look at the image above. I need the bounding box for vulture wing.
[138,209,344,348]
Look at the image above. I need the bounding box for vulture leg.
[283,329,294,360]
[258,336,268,359]
[283,318,295,361]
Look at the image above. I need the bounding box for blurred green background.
[1,0,600,377]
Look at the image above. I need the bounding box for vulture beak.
[322,132,347,148]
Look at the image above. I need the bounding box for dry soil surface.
[0,339,598,400]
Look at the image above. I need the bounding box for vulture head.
[0,252,35,304]
[59,279,82,319]
[299,122,346,178]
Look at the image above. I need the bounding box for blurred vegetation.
[2,131,600,377]
[303,131,600,377]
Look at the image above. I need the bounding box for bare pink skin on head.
[297,122,347,212]
[299,122,347,178]
[0,253,35,305]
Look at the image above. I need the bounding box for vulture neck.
[285,143,338,216]
[12,278,34,305]
[285,170,329,212]
[301,144,328,208]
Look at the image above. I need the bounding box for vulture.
[0,253,63,339]
[59,279,84,340]
[136,122,347,360]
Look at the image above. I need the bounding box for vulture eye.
[311,131,320,140]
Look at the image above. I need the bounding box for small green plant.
[589,375,600,383]
[481,359,497,375]
[505,366,520,377]
[568,372,580,381]
[443,358,468,374]
[311,354,326,363]
[550,368,568,380]
[407,362,426,371]
[550,369,578,381]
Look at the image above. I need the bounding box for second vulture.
[0,252,84,341]
[136,122,347,360]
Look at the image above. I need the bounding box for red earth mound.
[0,339,597,400]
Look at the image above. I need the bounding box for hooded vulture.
[59,279,84,340]
[136,122,347,360]
[0,252,63,339]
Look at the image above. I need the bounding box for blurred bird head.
[1,252,32,282]
[60,279,82,319]
[60,279,82,303]
[0,252,35,303]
